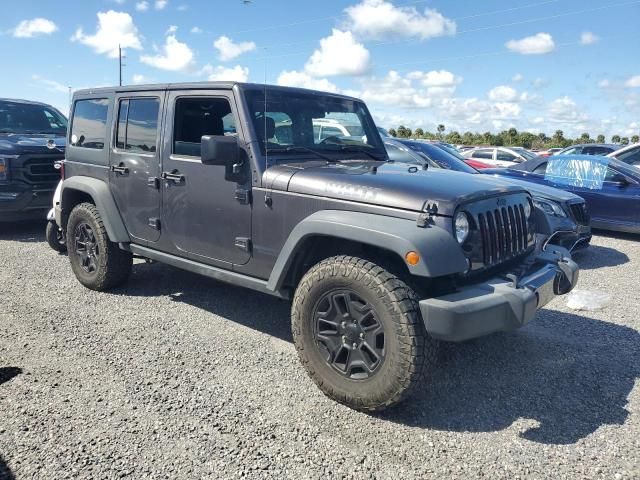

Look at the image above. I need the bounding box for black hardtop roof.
[73,81,362,102]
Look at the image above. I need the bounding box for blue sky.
[2,0,639,138]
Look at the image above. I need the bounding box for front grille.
[569,202,590,225]
[22,155,62,184]
[477,204,529,265]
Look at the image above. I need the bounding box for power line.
[256,0,640,60]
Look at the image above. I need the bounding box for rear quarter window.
[70,99,109,149]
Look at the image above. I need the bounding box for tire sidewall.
[46,221,67,253]
[67,205,109,287]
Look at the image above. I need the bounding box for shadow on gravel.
[0,368,21,480]
[572,244,630,270]
[123,262,293,342]
[0,221,46,243]
[380,311,640,445]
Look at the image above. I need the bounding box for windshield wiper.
[335,145,386,161]
[266,146,336,162]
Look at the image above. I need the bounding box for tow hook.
[553,257,578,295]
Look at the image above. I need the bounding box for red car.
[464,158,492,169]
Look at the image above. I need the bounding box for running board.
[127,244,287,299]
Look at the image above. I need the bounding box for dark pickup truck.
[0,98,67,222]
[58,82,579,411]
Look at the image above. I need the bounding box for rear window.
[472,149,493,160]
[70,99,109,149]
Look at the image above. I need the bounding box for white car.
[608,143,640,168]
[312,118,365,142]
[462,146,537,168]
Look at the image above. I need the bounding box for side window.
[70,98,109,149]
[43,110,66,129]
[173,97,233,157]
[472,149,493,160]
[385,143,418,164]
[561,146,580,155]
[605,167,621,182]
[496,150,516,161]
[533,162,548,174]
[617,146,640,166]
[115,98,160,153]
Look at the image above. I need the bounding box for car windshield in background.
[244,88,385,159]
[407,142,477,173]
[512,148,536,160]
[0,101,67,135]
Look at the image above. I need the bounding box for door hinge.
[235,188,252,205]
[234,237,252,252]
[147,177,160,189]
[148,217,161,230]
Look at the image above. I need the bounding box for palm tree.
[437,124,445,139]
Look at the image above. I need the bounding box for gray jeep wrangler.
[58,82,578,411]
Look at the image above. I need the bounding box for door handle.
[110,164,129,175]
[162,171,185,184]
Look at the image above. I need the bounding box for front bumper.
[0,185,54,221]
[419,246,579,342]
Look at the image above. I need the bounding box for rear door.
[109,93,164,243]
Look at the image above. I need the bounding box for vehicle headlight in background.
[454,211,470,244]
[533,198,567,217]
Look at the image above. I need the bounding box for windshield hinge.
[235,188,252,205]
[417,203,438,228]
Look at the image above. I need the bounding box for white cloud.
[155,0,168,10]
[598,79,610,88]
[344,0,455,40]
[13,18,58,38]
[406,69,461,97]
[135,1,149,11]
[506,32,555,55]
[532,77,549,88]
[548,96,589,124]
[354,71,432,108]
[213,36,256,62]
[625,75,640,88]
[488,85,518,102]
[190,26,202,34]
[305,29,370,77]
[132,74,150,84]
[31,74,68,93]
[165,25,178,35]
[202,65,249,82]
[512,73,524,82]
[71,11,142,58]
[140,35,195,72]
[580,31,599,45]
[277,71,339,93]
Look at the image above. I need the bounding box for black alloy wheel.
[74,222,100,273]
[313,289,385,380]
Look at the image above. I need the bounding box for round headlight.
[454,212,470,244]
[523,200,532,218]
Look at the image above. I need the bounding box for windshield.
[512,147,536,160]
[0,101,67,135]
[407,142,477,174]
[244,88,385,160]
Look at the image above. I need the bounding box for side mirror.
[201,135,238,166]
[611,173,630,186]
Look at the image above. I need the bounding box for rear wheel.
[67,202,132,291]
[46,220,67,253]
[291,255,438,411]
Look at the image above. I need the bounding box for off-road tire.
[46,220,67,253]
[291,255,438,411]
[67,202,132,291]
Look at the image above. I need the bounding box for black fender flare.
[266,210,467,293]
[60,176,130,243]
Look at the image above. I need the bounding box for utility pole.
[119,45,126,86]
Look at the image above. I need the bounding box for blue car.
[483,154,640,234]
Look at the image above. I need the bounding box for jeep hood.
[263,161,528,216]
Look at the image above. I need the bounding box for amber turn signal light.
[405,251,420,266]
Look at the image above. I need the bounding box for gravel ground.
[0,221,639,479]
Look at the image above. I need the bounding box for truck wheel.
[67,202,132,291]
[291,255,438,411]
[46,220,67,253]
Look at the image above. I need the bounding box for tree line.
[387,125,639,149]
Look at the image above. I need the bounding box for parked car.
[483,154,640,233]
[462,146,537,167]
[0,98,67,221]
[46,176,66,252]
[608,143,640,167]
[312,117,364,142]
[57,82,577,412]
[429,142,492,169]
[556,143,619,156]
[539,148,563,157]
[384,139,591,251]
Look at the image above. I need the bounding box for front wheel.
[67,202,132,291]
[46,220,67,253]
[291,255,438,411]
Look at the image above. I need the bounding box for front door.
[109,93,163,243]
[160,91,252,267]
